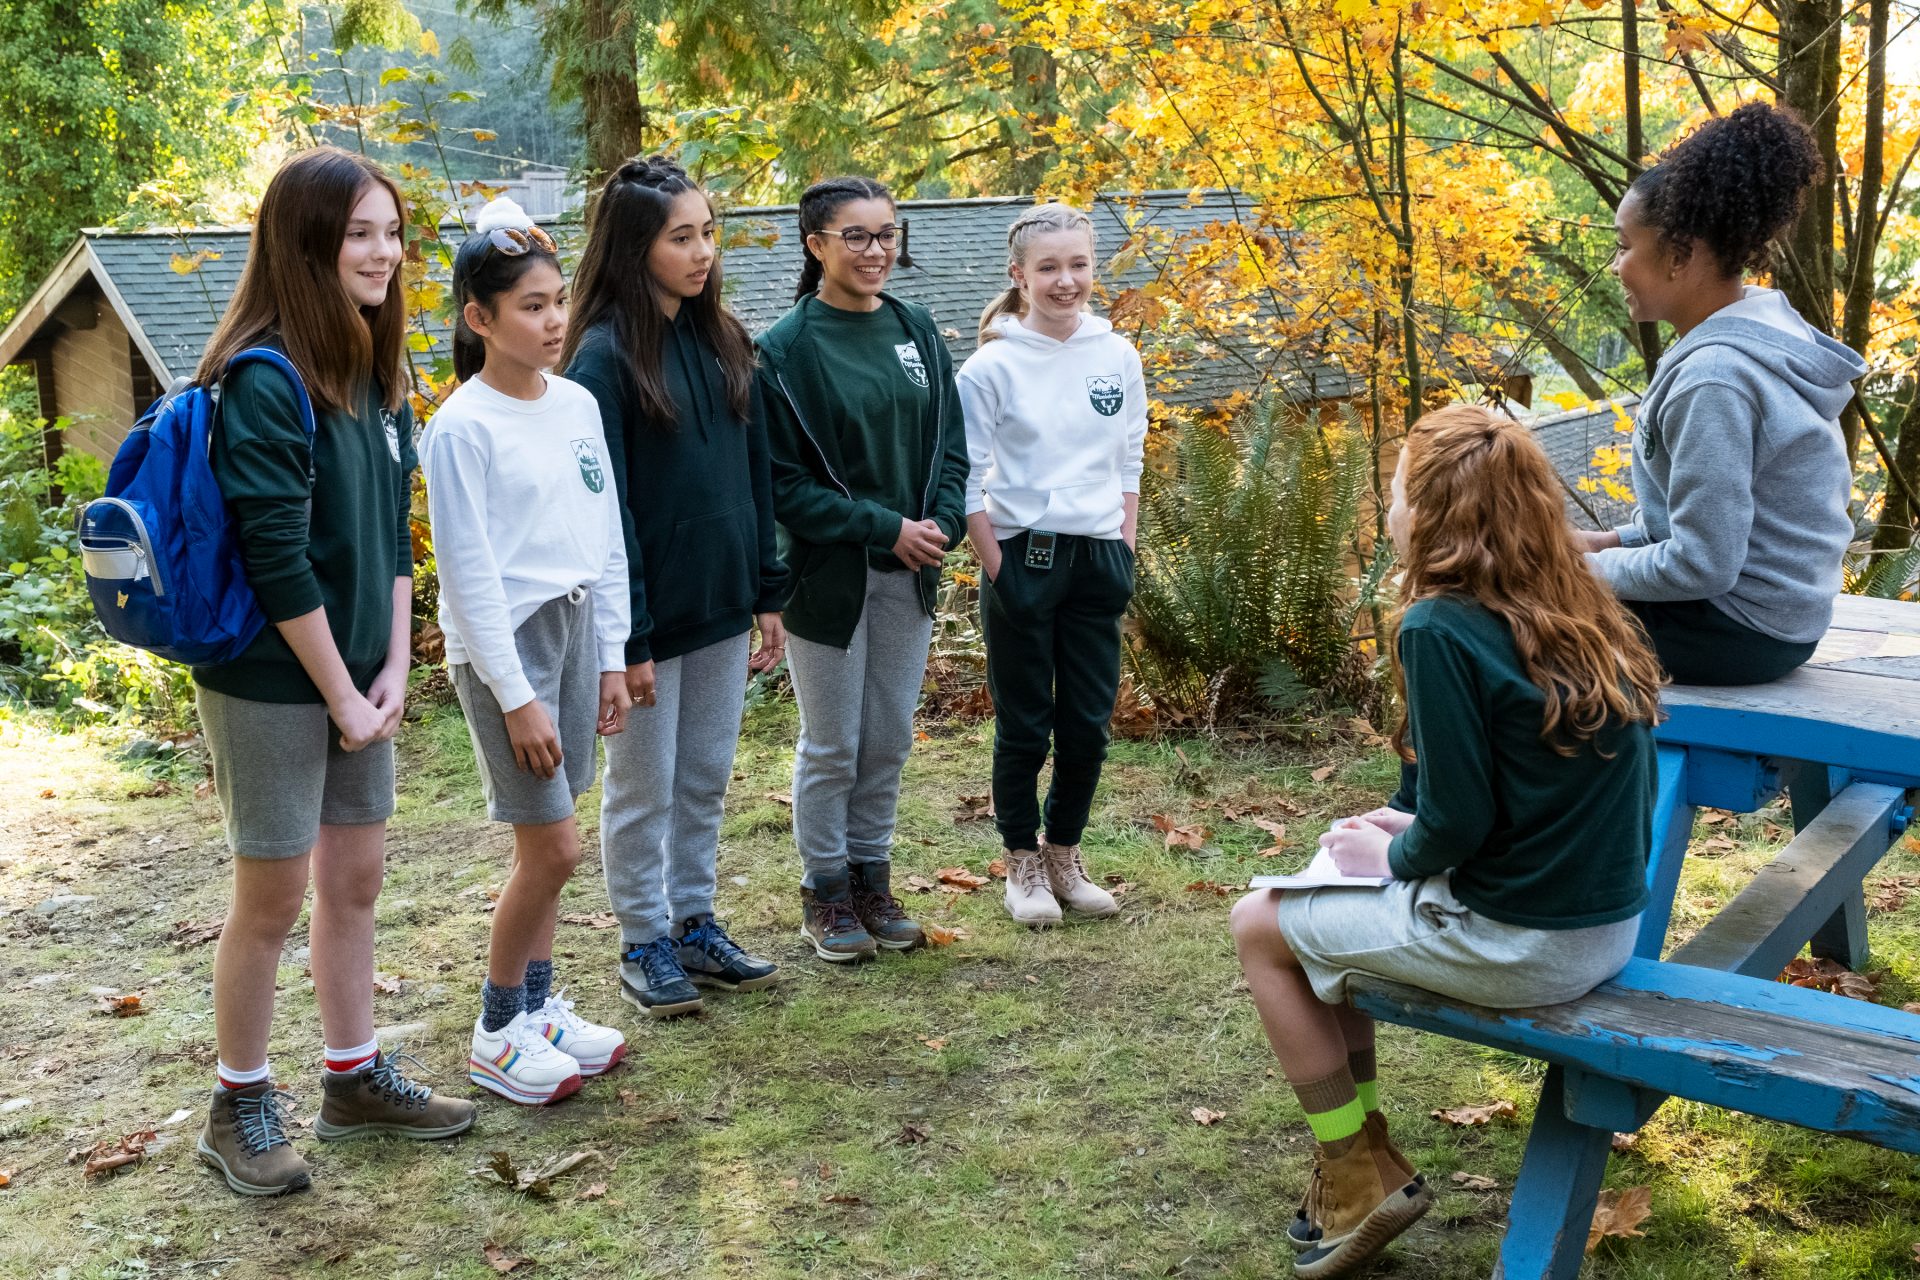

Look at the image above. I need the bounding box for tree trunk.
[1622,0,1663,375]
[1504,290,1608,400]
[579,0,647,184]
[1007,44,1059,193]
[1871,376,1920,552]
[1842,0,1889,464]
[1776,0,1840,338]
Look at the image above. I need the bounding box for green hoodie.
[757,293,969,648]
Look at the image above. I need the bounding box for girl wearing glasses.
[560,156,790,1018]
[422,196,633,1105]
[958,204,1145,927]
[191,146,472,1198]
[759,176,970,963]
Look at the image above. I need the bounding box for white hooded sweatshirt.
[956,312,1148,540]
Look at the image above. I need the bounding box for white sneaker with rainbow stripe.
[468,1011,582,1106]
[526,990,627,1076]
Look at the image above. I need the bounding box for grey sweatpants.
[600,631,750,946]
[788,567,935,886]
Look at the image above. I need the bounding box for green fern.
[1843,543,1920,600]
[1127,397,1385,725]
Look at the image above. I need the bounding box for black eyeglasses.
[824,223,903,253]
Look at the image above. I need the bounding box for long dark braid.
[794,176,894,302]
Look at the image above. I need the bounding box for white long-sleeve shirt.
[421,373,629,712]
[956,312,1148,540]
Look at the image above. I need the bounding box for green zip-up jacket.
[566,312,788,664]
[193,352,416,704]
[1386,595,1654,930]
[757,293,969,648]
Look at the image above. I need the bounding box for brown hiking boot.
[1293,1131,1433,1278]
[849,860,924,951]
[197,1082,311,1197]
[315,1050,476,1141]
[800,871,879,963]
[1290,1112,1423,1251]
[1042,842,1118,917]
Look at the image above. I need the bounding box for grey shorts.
[450,589,600,826]
[196,685,396,860]
[1276,873,1639,1008]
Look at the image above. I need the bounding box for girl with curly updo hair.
[1582,101,1867,685]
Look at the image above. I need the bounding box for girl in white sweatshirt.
[421,198,632,1105]
[957,203,1148,927]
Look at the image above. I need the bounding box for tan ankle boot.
[1293,1131,1432,1278]
[1004,849,1061,926]
[1041,842,1118,917]
[1365,1110,1420,1187]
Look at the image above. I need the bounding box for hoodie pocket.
[1039,477,1122,531]
[655,502,755,633]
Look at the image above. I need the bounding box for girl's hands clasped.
[1317,815,1394,877]
[749,612,787,673]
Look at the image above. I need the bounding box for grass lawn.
[2,692,1919,1279]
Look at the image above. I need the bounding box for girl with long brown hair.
[1229,405,1663,1278]
[190,146,472,1197]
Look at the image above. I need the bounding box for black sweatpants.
[983,531,1134,851]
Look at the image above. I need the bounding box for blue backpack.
[77,348,315,667]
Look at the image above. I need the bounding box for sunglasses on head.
[482,224,557,259]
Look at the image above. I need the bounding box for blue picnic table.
[1350,593,1920,1278]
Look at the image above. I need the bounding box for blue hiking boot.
[673,914,780,991]
[618,937,704,1019]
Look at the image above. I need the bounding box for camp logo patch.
[571,439,605,493]
[895,342,929,389]
[1086,375,1124,418]
[381,410,402,463]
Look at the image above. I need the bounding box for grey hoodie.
[1591,287,1866,644]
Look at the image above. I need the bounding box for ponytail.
[980,203,1098,344]
[449,196,560,384]
[794,175,894,302]
[453,315,486,383]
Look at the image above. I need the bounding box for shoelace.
[538,987,590,1031]
[632,937,689,987]
[367,1049,434,1106]
[852,879,909,923]
[681,919,747,964]
[233,1087,299,1156]
[1013,853,1051,894]
[814,896,866,935]
[1044,844,1092,884]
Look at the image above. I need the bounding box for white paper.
[1247,849,1394,891]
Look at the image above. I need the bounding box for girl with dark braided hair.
[1583,101,1867,685]
[560,155,790,1016]
[760,175,970,963]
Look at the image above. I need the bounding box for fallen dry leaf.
[1903,1002,1920,1015]
[1253,818,1289,842]
[1611,1132,1641,1153]
[0,1169,12,1188]
[822,1192,865,1205]
[78,1129,155,1179]
[987,857,1008,878]
[38,788,55,799]
[483,1243,528,1273]
[617,1089,638,1108]
[1586,1185,1652,1253]
[1150,814,1211,850]
[1190,1107,1226,1126]
[371,972,405,995]
[1310,765,1336,783]
[922,922,970,947]
[1699,837,1737,854]
[953,793,994,822]
[1430,1100,1517,1127]
[194,778,216,800]
[559,912,619,929]
[1866,875,1919,914]
[473,1149,599,1198]
[1450,1171,1499,1191]
[904,874,936,893]
[935,866,989,891]
[1697,810,1730,826]
[780,1177,800,1190]
[895,1123,930,1145]
[1025,974,1040,985]
[96,992,148,1018]
[765,790,793,806]
[1184,880,1234,897]
[169,919,223,949]
[1778,955,1883,1001]
[918,1037,948,1051]
[576,1182,608,1202]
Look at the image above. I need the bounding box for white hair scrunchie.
[474,195,535,236]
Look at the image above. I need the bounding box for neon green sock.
[1355,1079,1379,1114]
[1293,1066,1365,1144]
[1304,1096,1367,1144]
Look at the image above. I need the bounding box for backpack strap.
[219,347,318,491]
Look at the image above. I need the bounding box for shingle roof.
[78,189,1349,409]
[1527,395,1640,530]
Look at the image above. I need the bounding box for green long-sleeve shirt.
[193,356,416,704]
[1385,595,1653,930]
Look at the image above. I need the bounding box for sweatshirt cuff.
[490,670,537,715]
[624,635,653,665]
[1613,522,1648,549]
[598,642,626,674]
[753,589,786,614]
[255,572,325,624]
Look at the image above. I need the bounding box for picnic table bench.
[1349,594,1920,1278]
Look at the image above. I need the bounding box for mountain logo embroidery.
[895,342,929,388]
[571,439,606,493]
[381,410,402,464]
[116,591,129,609]
[1086,375,1124,418]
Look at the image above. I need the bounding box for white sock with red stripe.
[322,1037,379,1075]
[216,1060,271,1092]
